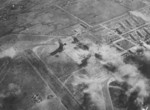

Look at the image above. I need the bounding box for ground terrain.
[0,0,150,110]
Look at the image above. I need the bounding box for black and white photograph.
[0,0,150,110]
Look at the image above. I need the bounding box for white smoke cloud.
[68,39,150,109]
[31,98,63,110]
[98,44,124,66]
[33,99,50,110]
[0,47,17,58]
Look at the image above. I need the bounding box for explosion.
[60,36,150,110]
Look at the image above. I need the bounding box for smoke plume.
[67,38,150,109]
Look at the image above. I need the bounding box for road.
[102,78,114,110]
[0,57,11,84]
[24,49,85,110]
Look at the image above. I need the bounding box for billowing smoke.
[32,99,50,110]
[0,47,17,58]
[67,38,150,109]
[141,0,150,5]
